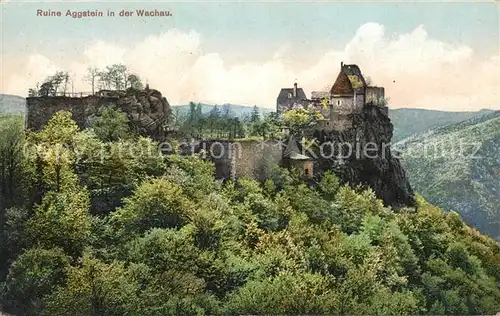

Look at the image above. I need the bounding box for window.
[336,100,341,106]
[288,93,292,98]
[304,168,309,176]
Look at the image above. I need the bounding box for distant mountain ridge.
[396,111,500,240]
[0,94,25,114]
[389,108,494,142]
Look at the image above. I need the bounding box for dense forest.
[0,111,499,315]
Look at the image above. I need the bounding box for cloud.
[2,23,498,111]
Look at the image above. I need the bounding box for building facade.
[276,82,308,114]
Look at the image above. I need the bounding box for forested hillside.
[0,112,499,315]
[397,111,500,241]
[389,108,493,142]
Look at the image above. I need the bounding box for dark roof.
[342,64,366,85]
[277,88,307,104]
[283,136,312,160]
[342,64,366,93]
[330,63,367,95]
[330,71,354,95]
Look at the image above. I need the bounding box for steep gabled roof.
[330,70,354,95]
[330,63,367,95]
[343,64,367,89]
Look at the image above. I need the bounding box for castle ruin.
[276,63,388,132]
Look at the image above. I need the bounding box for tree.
[109,178,194,240]
[208,105,221,137]
[27,190,92,256]
[98,70,111,90]
[28,88,38,97]
[365,76,373,86]
[43,254,141,316]
[127,74,143,90]
[318,170,340,200]
[51,71,69,95]
[37,71,70,96]
[224,272,339,314]
[90,107,131,142]
[283,106,323,134]
[250,105,260,123]
[38,81,55,97]
[0,115,25,206]
[169,106,187,132]
[27,111,80,193]
[83,67,100,94]
[1,247,69,316]
[102,64,128,90]
[260,113,281,139]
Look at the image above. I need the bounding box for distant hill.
[0,94,25,114]
[395,111,500,240]
[389,108,494,142]
[171,103,274,118]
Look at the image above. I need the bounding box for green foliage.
[43,253,141,316]
[283,106,324,134]
[1,110,500,315]
[90,107,131,142]
[318,170,340,199]
[37,71,70,96]
[1,247,69,316]
[27,190,91,256]
[109,178,194,240]
[224,272,339,314]
[398,111,500,239]
[0,115,25,205]
[169,103,281,140]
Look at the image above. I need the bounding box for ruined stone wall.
[27,96,88,130]
[199,140,283,180]
[355,94,365,111]
[366,87,385,105]
[234,141,283,179]
[26,95,121,131]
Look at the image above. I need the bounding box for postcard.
[1,1,499,315]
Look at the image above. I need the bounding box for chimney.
[293,82,297,98]
[341,61,344,68]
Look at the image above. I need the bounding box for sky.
[1,1,499,111]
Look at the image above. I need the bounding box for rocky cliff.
[100,88,172,139]
[26,88,171,140]
[313,104,415,208]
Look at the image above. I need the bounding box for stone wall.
[199,140,283,180]
[330,95,354,115]
[355,93,365,111]
[26,96,104,131]
[366,87,385,105]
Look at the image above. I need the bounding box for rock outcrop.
[312,104,415,208]
[94,88,172,139]
[26,88,172,140]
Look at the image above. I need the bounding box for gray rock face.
[26,88,172,140]
[114,88,171,139]
[313,104,416,208]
